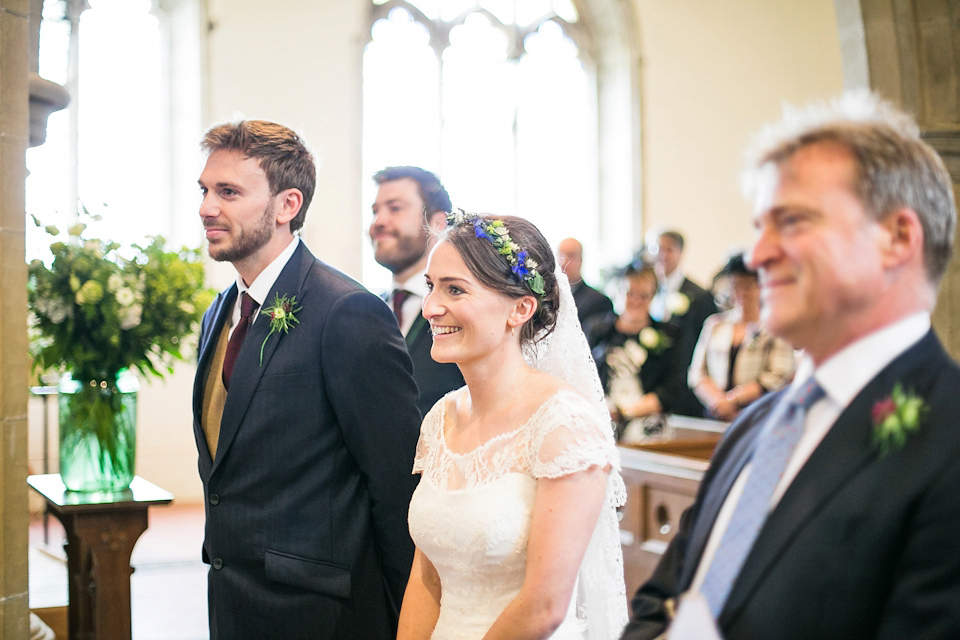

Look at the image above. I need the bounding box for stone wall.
[853,0,960,357]
[0,0,30,635]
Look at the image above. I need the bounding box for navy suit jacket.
[192,243,422,640]
[572,280,614,336]
[623,330,960,640]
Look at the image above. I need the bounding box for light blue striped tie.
[699,376,825,618]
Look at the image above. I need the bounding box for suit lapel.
[719,331,941,624]
[212,243,313,472]
[193,286,237,467]
[678,394,781,588]
[406,314,429,350]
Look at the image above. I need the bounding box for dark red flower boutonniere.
[260,293,301,365]
[871,384,928,456]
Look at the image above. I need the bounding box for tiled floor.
[29,503,209,640]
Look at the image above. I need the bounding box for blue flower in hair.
[512,250,530,278]
[446,210,546,297]
[473,220,490,241]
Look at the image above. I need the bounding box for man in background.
[623,93,960,639]
[370,166,464,416]
[650,230,717,416]
[558,236,614,338]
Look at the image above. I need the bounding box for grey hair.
[742,90,956,286]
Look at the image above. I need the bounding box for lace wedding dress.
[409,388,627,639]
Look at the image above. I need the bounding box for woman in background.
[590,265,684,440]
[688,252,797,421]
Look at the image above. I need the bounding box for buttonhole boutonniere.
[871,383,928,456]
[638,326,672,354]
[666,291,690,317]
[260,293,301,365]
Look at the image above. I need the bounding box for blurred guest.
[689,253,797,421]
[649,230,718,416]
[591,265,683,441]
[370,166,464,417]
[558,237,614,336]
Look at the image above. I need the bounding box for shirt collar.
[662,268,684,292]
[793,311,930,407]
[393,265,428,299]
[236,236,300,306]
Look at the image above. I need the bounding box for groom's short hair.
[201,120,316,232]
[372,166,452,219]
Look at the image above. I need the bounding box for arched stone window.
[361,0,639,289]
[26,0,201,259]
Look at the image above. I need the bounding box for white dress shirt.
[228,236,300,338]
[391,266,428,338]
[651,269,685,322]
[689,312,931,594]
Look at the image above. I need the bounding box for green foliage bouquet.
[27,210,214,490]
[27,214,213,382]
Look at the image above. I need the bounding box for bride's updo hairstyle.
[441,213,559,345]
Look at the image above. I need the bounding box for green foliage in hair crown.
[446,211,546,297]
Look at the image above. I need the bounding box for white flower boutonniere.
[667,292,690,316]
[639,327,661,350]
[638,326,672,354]
[871,384,928,456]
[260,293,301,365]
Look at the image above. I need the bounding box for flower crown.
[446,210,545,297]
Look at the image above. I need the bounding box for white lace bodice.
[409,389,626,639]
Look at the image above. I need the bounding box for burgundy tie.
[392,289,408,327]
[222,292,258,391]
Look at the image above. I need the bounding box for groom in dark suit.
[193,121,422,639]
[369,166,464,417]
[622,93,960,639]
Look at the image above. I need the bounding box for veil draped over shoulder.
[523,266,628,639]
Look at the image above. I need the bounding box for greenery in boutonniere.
[871,384,928,456]
[260,293,301,364]
[638,326,672,354]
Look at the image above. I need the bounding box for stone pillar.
[0,0,30,636]
[836,0,960,358]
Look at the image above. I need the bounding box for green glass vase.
[58,370,139,492]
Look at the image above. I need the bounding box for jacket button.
[209,494,220,505]
[212,558,223,570]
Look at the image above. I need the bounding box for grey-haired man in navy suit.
[623,93,960,639]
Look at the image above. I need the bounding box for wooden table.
[28,474,173,640]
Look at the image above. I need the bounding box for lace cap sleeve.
[412,396,446,475]
[528,390,620,479]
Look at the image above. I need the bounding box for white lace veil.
[523,266,629,639]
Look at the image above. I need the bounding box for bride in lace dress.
[398,213,627,640]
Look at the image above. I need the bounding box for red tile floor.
[29,502,209,640]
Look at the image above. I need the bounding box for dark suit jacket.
[571,280,614,336]
[664,278,717,417]
[192,243,422,640]
[623,330,960,640]
[591,317,685,415]
[401,314,464,417]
